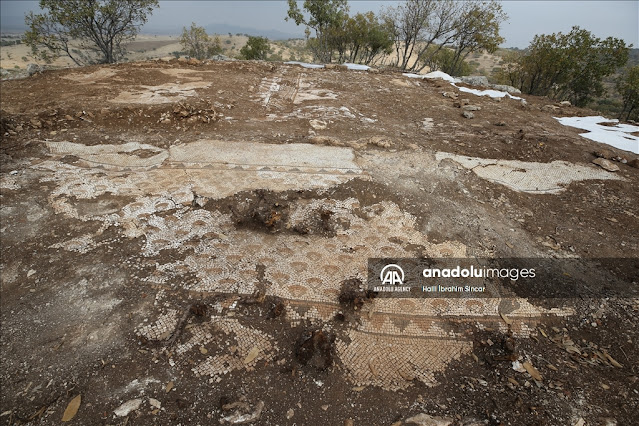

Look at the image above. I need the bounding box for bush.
[180,22,222,60]
[616,65,639,120]
[269,53,283,62]
[506,26,628,107]
[240,36,270,60]
[424,47,476,76]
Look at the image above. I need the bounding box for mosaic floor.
[22,139,575,390]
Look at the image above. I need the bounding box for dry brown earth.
[1,60,638,425]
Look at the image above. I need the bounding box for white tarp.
[554,116,639,154]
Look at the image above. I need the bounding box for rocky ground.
[1,59,638,425]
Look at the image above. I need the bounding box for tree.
[441,1,506,76]
[24,0,158,66]
[286,0,349,63]
[617,65,639,121]
[381,0,463,71]
[504,27,629,107]
[240,36,271,60]
[344,12,393,65]
[179,22,222,60]
[381,0,505,73]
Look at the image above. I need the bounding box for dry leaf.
[500,313,513,325]
[547,363,558,371]
[508,377,519,386]
[352,386,365,391]
[61,394,81,422]
[523,361,542,381]
[165,381,174,393]
[604,352,623,368]
[199,346,208,354]
[539,328,547,338]
[564,345,582,355]
[244,347,260,364]
[600,383,610,390]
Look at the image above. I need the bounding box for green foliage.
[0,39,22,47]
[286,0,349,63]
[504,26,629,107]
[269,52,284,62]
[616,65,639,120]
[285,1,391,65]
[443,1,506,76]
[24,0,158,66]
[239,36,271,60]
[179,22,222,60]
[342,12,393,65]
[425,47,475,76]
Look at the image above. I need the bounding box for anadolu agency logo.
[380,264,404,285]
[375,263,411,292]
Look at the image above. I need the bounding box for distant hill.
[203,23,302,40]
[143,22,302,40]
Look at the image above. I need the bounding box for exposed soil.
[1,60,638,425]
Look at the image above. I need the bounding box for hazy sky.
[1,1,637,48]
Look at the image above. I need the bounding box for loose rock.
[462,111,474,119]
[222,400,264,424]
[405,413,453,426]
[310,119,328,130]
[114,399,142,417]
[26,64,42,77]
[592,158,620,172]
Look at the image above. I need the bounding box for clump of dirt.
[127,148,162,158]
[189,302,208,317]
[59,154,80,164]
[0,110,15,135]
[473,329,519,366]
[294,329,334,370]
[227,190,291,233]
[158,100,219,125]
[291,206,340,236]
[267,297,285,319]
[338,277,376,311]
